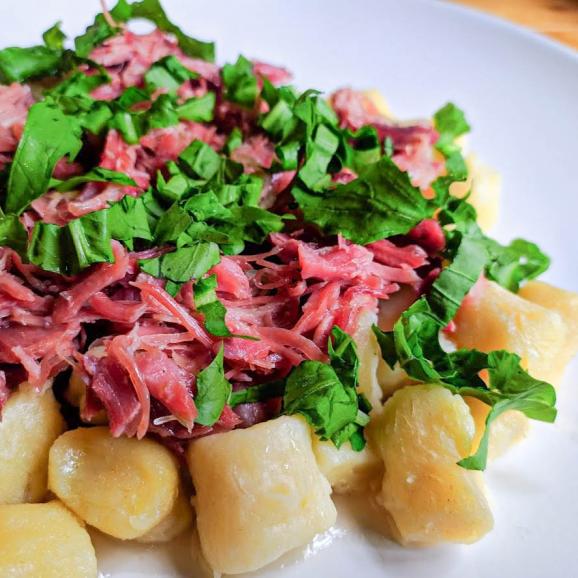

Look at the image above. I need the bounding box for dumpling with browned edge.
[49,427,180,540]
[0,383,65,504]
[370,384,493,545]
[187,415,337,575]
[0,500,97,578]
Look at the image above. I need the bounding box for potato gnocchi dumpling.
[519,281,578,357]
[312,437,382,494]
[465,397,529,460]
[453,279,570,384]
[0,500,97,578]
[0,383,65,504]
[371,385,493,545]
[136,485,193,544]
[49,427,179,540]
[187,416,337,575]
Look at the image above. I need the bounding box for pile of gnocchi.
[0,275,576,577]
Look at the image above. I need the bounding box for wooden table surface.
[454,0,578,49]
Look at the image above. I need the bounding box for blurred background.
[455,0,578,48]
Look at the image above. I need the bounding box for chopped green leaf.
[49,167,137,192]
[195,346,232,426]
[179,140,222,180]
[229,380,285,407]
[0,214,28,254]
[222,55,258,108]
[144,55,198,93]
[6,100,83,214]
[0,46,62,83]
[177,92,216,123]
[293,154,433,244]
[194,274,230,337]
[160,242,220,283]
[42,22,66,51]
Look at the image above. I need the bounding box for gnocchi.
[49,427,180,540]
[187,416,337,575]
[0,500,97,578]
[370,385,493,545]
[0,383,65,504]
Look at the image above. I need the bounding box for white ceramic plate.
[2,1,577,576]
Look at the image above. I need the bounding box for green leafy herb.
[0,214,28,254]
[28,209,113,274]
[221,55,258,108]
[195,346,232,426]
[0,46,62,83]
[5,100,83,214]
[177,93,216,123]
[160,242,220,283]
[42,22,66,51]
[193,274,230,337]
[283,327,370,450]
[144,55,198,92]
[49,167,137,192]
[372,297,557,470]
[293,154,434,244]
[229,380,285,406]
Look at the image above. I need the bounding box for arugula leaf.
[284,361,359,440]
[130,0,215,62]
[284,327,370,450]
[144,55,198,93]
[372,298,557,470]
[298,124,340,190]
[177,93,216,123]
[75,0,214,61]
[293,154,433,244]
[195,346,232,426]
[485,238,550,292]
[0,214,28,254]
[74,0,130,57]
[221,55,258,108]
[42,22,66,51]
[427,227,488,324]
[108,195,153,248]
[179,140,222,180]
[0,46,62,83]
[160,242,220,283]
[433,102,470,153]
[5,100,83,214]
[28,209,113,274]
[49,167,137,192]
[193,274,231,337]
[229,380,285,406]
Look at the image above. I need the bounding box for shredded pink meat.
[0,28,451,444]
[0,83,33,157]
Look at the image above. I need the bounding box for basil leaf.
[194,274,231,337]
[6,101,83,214]
[221,55,258,108]
[160,242,220,283]
[49,167,137,192]
[328,326,359,390]
[108,195,153,248]
[293,154,433,244]
[195,346,232,426]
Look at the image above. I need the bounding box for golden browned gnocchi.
[0,500,97,578]
[48,427,180,540]
[370,385,493,545]
[0,383,65,504]
[187,416,337,575]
